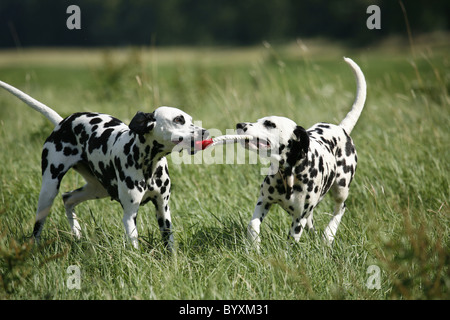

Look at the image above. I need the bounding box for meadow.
[0,36,449,300]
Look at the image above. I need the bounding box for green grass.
[0,39,449,300]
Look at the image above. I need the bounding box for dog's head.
[129,106,208,155]
[236,116,309,166]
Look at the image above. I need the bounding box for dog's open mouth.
[244,137,271,150]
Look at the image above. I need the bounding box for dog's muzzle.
[174,129,209,155]
[236,123,270,151]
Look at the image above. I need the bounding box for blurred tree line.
[0,0,448,48]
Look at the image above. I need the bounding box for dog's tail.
[0,80,63,126]
[339,57,367,134]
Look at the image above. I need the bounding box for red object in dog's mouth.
[194,139,213,150]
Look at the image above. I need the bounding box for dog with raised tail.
[236,57,367,249]
[0,80,208,250]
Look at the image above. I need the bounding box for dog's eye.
[263,120,277,129]
[173,116,185,125]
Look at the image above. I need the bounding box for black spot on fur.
[114,157,125,182]
[41,148,49,174]
[275,183,286,195]
[103,117,123,128]
[47,114,80,148]
[321,171,336,196]
[313,127,323,135]
[88,128,114,154]
[124,140,134,155]
[55,142,63,152]
[126,154,134,167]
[50,163,65,180]
[307,180,314,192]
[74,124,84,135]
[125,176,134,189]
[310,168,318,178]
[318,156,324,173]
[345,133,354,156]
[263,120,277,129]
[89,117,102,125]
[286,126,309,167]
[132,145,140,167]
[63,146,78,156]
[150,141,165,159]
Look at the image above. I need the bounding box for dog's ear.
[286,126,309,166]
[129,111,155,134]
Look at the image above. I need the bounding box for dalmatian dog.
[0,80,208,250]
[236,57,366,249]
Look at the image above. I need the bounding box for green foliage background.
[0,37,449,299]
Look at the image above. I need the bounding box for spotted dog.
[236,57,366,248]
[0,80,208,249]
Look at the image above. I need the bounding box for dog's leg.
[34,144,82,243]
[62,164,109,238]
[247,196,271,250]
[289,213,308,242]
[150,176,173,250]
[118,183,143,249]
[306,214,316,234]
[146,161,174,251]
[62,183,109,238]
[63,196,82,239]
[122,204,140,249]
[323,202,346,245]
[33,166,69,242]
[154,195,173,251]
[323,182,350,245]
[34,182,59,242]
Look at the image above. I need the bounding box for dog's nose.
[236,123,246,130]
[202,129,209,138]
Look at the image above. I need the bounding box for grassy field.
[0,37,449,300]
